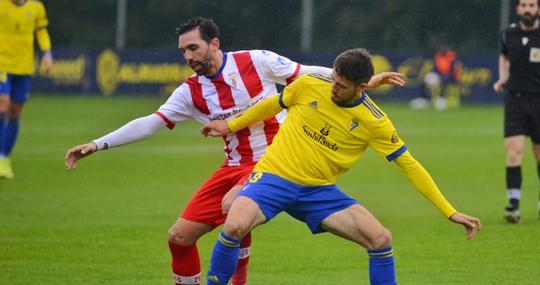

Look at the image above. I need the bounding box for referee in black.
[493,0,540,223]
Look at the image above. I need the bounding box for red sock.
[168,242,201,285]
[231,232,251,285]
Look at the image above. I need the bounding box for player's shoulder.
[305,72,332,83]
[503,23,521,34]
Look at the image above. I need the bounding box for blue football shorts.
[238,172,359,234]
[0,71,32,103]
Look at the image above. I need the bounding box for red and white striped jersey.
[156,49,301,166]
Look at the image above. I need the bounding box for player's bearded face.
[330,71,361,104]
[188,48,212,76]
[517,1,539,27]
[520,11,537,26]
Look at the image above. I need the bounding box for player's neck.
[520,19,540,32]
[208,50,224,77]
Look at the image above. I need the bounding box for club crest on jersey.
[320,123,332,136]
[349,119,359,131]
[522,37,529,46]
[228,72,237,88]
[309,101,318,109]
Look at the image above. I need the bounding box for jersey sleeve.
[368,117,407,161]
[251,50,301,85]
[36,2,49,29]
[155,84,195,129]
[500,30,508,56]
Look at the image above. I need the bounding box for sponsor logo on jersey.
[320,123,331,136]
[522,37,529,46]
[302,125,339,151]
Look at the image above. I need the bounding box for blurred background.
[37,0,512,104]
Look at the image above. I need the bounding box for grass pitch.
[1,96,539,284]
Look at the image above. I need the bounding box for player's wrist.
[43,50,53,58]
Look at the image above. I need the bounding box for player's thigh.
[504,92,527,139]
[10,75,31,105]
[168,217,214,245]
[222,196,266,239]
[181,164,254,227]
[321,204,391,249]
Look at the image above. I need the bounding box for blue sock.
[367,247,397,285]
[207,231,241,285]
[1,118,19,156]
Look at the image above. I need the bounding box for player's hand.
[64,142,97,170]
[40,55,53,74]
[449,212,481,240]
[201,120,230,137]
[222,184,243,214]
[367,72,406,89]
[493,79,506,93]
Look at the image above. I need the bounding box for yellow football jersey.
[0,0,51,75]
[253,73,406,185]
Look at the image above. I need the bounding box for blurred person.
[0,0,53,178]
[493,0,540,223]
[64,17,403,285]
[432,44,461,110]
[202,48,481,285]
[409,45,461,111]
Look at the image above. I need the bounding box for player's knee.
[222,220,248,240]
[367,228,392,250]
[167,227,198,245]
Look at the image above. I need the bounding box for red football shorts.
[181,162,255,227]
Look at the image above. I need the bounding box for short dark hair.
[176,17,220,43]
[333,48,374,85]
[516,0,540,6]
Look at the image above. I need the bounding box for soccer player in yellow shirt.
[0,0,53,178]
[201,48,481,285]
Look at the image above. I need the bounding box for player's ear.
[358,82,368,91]
[210,37,220,51]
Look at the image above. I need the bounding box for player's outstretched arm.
[449,212,482,240]
[202,95,284,137]
[394,151,481,239]
[65,142,97,170]
[367,72,405,89]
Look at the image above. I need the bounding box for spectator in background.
[0,0,53,179]
[410,44,461,111]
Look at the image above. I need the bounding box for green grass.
[1,96,540,284]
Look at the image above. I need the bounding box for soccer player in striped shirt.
[0,0,53,178]
[202,48,481,285]
[65,17,403,285]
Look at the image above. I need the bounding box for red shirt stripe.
[154,112,176,129]
[233,52,263,98]
[235,127,254,164]
[186,76,210,115]
[212,74,236,109]
[262,117,280,145]
[286,63,301,85]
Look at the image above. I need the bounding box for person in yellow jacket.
[0,0,53,178]
[202,48,481,285]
